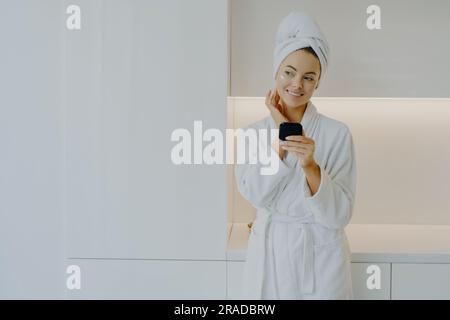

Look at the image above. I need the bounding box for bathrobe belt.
[257,208,315,295]
[269,213,315,294]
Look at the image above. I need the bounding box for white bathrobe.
[235,101,356,300]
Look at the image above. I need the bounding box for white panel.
[225,260,393,301]
[392,264,450,300]
[65,259,226,299]
[64,0,229,260]
[0,0,65,299]
[351,263,391,300]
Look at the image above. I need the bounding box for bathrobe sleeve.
[235,125,298,208]
[303,127,357,229]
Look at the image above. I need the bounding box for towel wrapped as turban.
[273,11,330,81]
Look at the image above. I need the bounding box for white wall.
[230,0,450,98]
[0,0,65,299]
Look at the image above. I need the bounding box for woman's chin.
[284,99,307,109]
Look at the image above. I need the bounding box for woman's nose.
[291,77,303,88]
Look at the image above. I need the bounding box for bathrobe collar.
[269,100,321,137]
[300,100,321,137]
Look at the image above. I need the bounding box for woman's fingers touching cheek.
[275,91,280,103]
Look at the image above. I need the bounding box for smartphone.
[279,122,303,141]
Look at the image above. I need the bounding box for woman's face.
[275,49,321,109]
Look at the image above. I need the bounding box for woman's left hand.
[279,134,317,168]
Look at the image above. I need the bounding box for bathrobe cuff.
[282,149,298,168]
[303,164,329,204]
[270,145,297,176]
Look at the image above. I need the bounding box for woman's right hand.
[265,89,288,129]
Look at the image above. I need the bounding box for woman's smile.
[285,89,304,97]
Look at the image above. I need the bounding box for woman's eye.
[304,77,314,81]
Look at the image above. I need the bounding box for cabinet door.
[64,0,228,260]
[227,261,245,300]
[0,0,66,299]
[66,259,226,299]
[226,261,392,300]
[351,263,391,300]
[392,264,450,300]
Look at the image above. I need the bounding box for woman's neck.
[281,101,308,123]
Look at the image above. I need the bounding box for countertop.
[226,223,450,263]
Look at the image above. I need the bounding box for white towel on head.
[273,11,330,81]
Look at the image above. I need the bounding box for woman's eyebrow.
[285,65,317,75]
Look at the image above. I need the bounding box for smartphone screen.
[279,122,303,141]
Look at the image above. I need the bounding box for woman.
[235,11,357,299]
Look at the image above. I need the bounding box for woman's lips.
[286,89,304,97]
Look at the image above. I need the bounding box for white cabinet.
[392,264,450,300]
[66,259,227,299]
[351,263,391,300]
[64,0,228,260]
[225,261,391,300]
[0,0,66,299]
[227,261,245,300]
[227,224,450,299]
[62,0,229,299]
